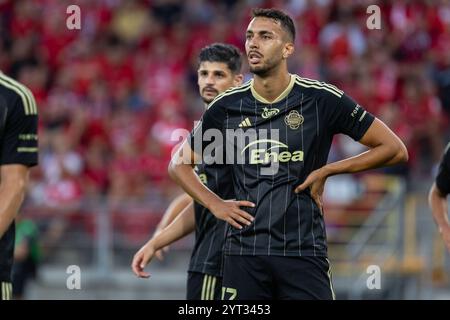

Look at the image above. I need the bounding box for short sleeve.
[328,93,375,141]
[188,100,226,154]
[436,143,450,195]
[0,94,38,167]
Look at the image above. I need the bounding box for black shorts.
[1,281,12,300]
[221,255,335,300]
[186,272,222,300]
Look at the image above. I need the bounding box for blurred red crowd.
[0,0,448,211]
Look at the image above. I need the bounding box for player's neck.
[252,68,291,104]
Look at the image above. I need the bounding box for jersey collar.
[250,74,295,104]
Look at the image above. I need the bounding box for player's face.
[245,17,293,75]
[197,61,242,104]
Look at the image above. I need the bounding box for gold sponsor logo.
[284,110,304,130]
[261,107,280,119]
[241,139,304,164]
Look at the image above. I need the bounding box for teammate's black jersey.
[0,72,38,282]
[188,163,234,277]
[436,142,450,196]
[189,74,375,257]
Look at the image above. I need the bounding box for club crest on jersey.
[284,110,304,130]
[261,107,280,119]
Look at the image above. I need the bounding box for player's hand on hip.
[294,168,328,213]
[210,199,255,229]
[131,241,156,278]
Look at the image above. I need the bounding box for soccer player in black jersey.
[131,43,247,300]
[0,72,38,300]
[429,142,450,252]
[169,8,408,300]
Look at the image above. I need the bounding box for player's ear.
[233,74,244,86]
[282,42,294,59]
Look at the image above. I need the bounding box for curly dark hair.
[198,43,242,74]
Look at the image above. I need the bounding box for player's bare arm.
[152,193,192,260]
[168,139,255,230]
[156,193,192,232]
[0,164,30,238]
[295,118,408,210]
[132,201,196,278]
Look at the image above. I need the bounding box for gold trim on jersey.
[445,142,450,154]
[210,276,217,300]
[326,258,336,300]
[201,274,208,300]
[359,110,367,122]
[0,73,38,115]
[17,147,38,153]
[294,75,343,98]
[1,282,12,300]
[206,81,252,110]
[250,74,295,104]
[296,75,343,94]
[206,275,212,300]
[200,274,217,300]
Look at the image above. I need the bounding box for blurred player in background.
[169,8,408,299]
[429,142,450,252]
[12,215,41,300]
[132,43,243,300]
[0,72,38,300]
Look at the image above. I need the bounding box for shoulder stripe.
[295,75,343,94]
[295,76,343,97]
[296,75,343,95]
[0,76,31,115]
[0,74,37,115]
[8,73,38,114]
[444,142,450,155]
[295,79,343,98]
[207,82,251,110]
[214,80,251,97]
[208,81,251,106]
[295,77,343,96]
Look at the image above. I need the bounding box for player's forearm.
[0,182,27,238]
[151,202,196,250]
[157,193,192,231]
[428,184,450,233]
[168,161,222,210]
[323,141,407,178]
